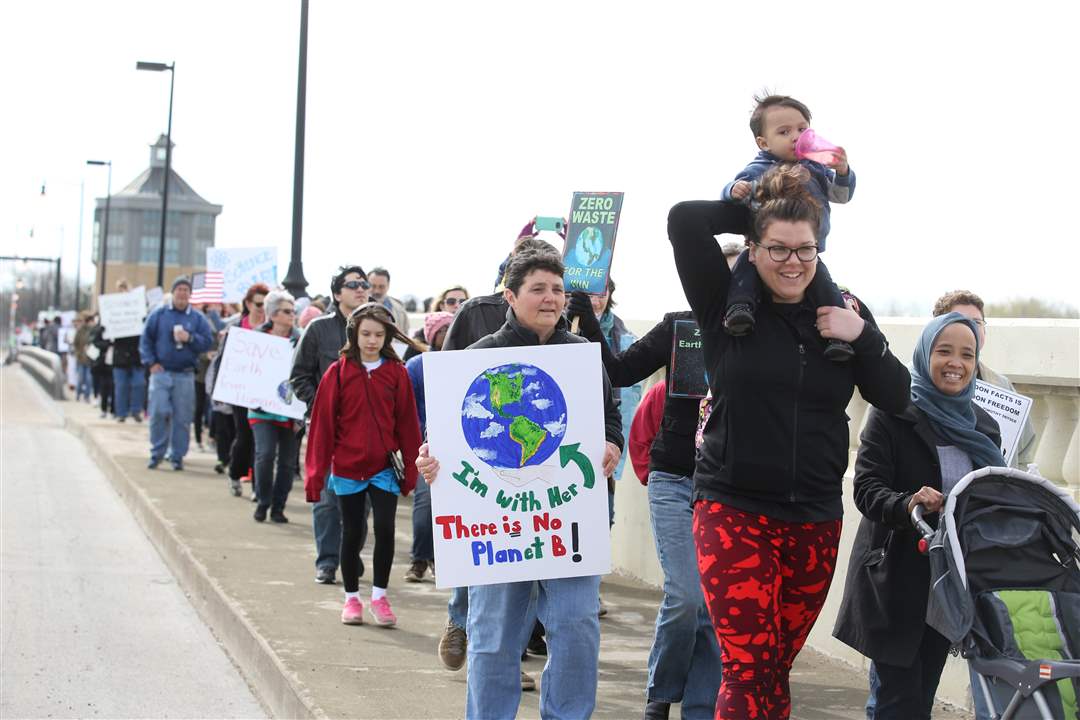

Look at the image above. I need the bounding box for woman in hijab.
[833,312,1004,720]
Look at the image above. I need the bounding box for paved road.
[0,368,265,719]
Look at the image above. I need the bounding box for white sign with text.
[98,287,148,339]
[211,326,306,420]
[973,380,1033,466]
[206,247,278,303]
[423,342,610,588]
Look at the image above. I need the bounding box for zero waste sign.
[423,343,610,588]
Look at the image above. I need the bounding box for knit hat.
[298,305,323,329]
[171,275,192,291]
[424,311,454,345]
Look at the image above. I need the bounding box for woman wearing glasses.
[305,303,423,627]
[249,290,302,523]
[666,164,911,719]
[404,285,470,362]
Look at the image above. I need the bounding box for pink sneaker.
[341,597,364,625]
[368,597,397,627]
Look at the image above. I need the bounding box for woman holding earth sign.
[416,247,624,720]
[666,165,911,719]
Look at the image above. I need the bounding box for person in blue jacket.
[139,276,214,470]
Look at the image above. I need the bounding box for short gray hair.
[265,290,296,319]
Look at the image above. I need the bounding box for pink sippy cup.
[795,129,842,165]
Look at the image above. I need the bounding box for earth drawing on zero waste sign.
[461,363,567,471]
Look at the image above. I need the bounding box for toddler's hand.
[815,305,865,343]
[829,147,849,176]
[730,181,751,200]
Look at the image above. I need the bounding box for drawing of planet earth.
[461,363,567,469]
[573,227,605,267]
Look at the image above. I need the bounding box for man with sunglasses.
[291,265,372,584]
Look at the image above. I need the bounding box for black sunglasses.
[443,297,463,306]
[342,280,371,291]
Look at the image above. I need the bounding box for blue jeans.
[467,575,601,720]
[148,369,195,462]
[449,582,539,657]
[411,474,434,562]
[867,662,992,719]
[252,422,298,512]
[75,364,93,400]
[113,366,146,418]
[646,471,722,718]
[313,479,341,571]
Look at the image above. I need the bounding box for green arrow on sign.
[559,443,595,489]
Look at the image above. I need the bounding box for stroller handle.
[910,504,936,555]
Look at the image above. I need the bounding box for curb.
[64,412,325,720]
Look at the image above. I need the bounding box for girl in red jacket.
[305,303,422,627]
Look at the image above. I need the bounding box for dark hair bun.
[752,163,818,207]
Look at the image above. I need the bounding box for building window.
[107,234,125,260]
[166,237,180,265]
[192,237,213,266]
[139,236,158,264]
[195,214,214,240]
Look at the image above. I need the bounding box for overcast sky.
[3,1,1077,320]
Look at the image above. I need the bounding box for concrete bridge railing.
[608,316,1078,711]
[13,347,67,400]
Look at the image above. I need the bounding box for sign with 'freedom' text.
[972,380,1032,467]
[423,343,611,588]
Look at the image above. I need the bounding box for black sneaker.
[527,632,547,657]
[315,567,336,584]
[270,510,289,523]
[644,699,672,720]
[824,339,855,362]
[171,459,183,471]
[253,505,268,522]
[724,303,755,336]
[403,560,428,583]
[214,462,226,475]
[147,457,161,470]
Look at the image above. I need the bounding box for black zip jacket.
[469,309,624,452]
[289,304,348,409]
[668,200,911,521]
[443,292,510,352]
[577,311,700,478]
[833,403,1000,665]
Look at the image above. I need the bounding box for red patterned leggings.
[693,501,842,720]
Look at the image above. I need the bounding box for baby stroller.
[917,466,1080,719]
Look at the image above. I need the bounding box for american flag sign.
[190,271,225,304]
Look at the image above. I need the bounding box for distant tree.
[985,297,1079,319]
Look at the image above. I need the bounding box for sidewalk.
[41,369,969,719]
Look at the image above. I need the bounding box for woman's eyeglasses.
[342,280,372,291]
[443,297,463,306]
[754,242,819,263]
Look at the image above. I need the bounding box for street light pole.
[74,180,84,310]
[136,60,176,289]
[281,0,310,299]
[87,160,112,295]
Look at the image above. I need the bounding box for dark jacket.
[580,311,700,479]
[668,200,911,522]
[832,403,1001,666]
[289,304,348,409]
[470,309,624,452]
[111,336,142,368]
[443,292,510,351]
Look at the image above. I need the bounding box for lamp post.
[136,60,175,289]
[86,160,112,295]
[281,0,310,299]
